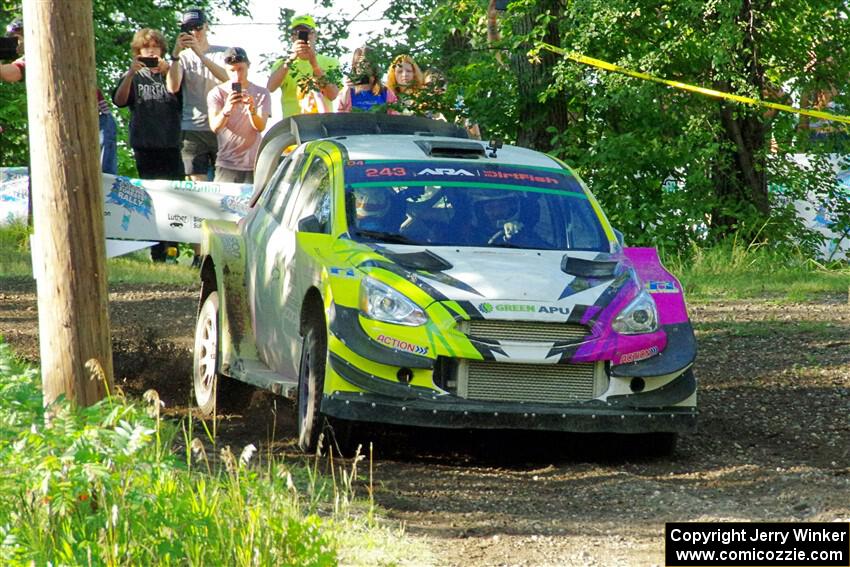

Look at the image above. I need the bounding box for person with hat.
[266,14,340,118]
[207,47,271,184]
[166,7,229,182]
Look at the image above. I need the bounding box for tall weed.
[0,341,431,566]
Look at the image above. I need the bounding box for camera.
[139,56,158,68]
[0,37,19,61]
[231,82,242,94]
[297,30,309,42]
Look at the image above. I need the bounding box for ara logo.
[416,168,474,176]
[478,302,569,315]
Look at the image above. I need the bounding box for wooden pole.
[23,0,114,406]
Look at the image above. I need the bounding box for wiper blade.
[353,229,418,245]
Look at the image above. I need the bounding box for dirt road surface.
[2,277,849,566]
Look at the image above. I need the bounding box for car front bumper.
[321,391,697,433]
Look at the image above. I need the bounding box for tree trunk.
[510,0,569,152]
[710,0,771,236]
[23,0,114,407]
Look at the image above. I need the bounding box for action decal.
[618,346,659,364]
[376,334,429,355]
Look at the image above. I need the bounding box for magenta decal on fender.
[376,334,429,355]
[618,346,659,364]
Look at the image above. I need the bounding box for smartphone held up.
[139,56,159,68]
[231,82,242,94]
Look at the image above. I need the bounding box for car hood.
[366,245,635,320]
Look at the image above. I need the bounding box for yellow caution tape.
[538,42,850,126]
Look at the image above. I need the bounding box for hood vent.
[561,255,620,278]
[381,249,453,272]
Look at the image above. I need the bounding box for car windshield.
[344,160,610,251]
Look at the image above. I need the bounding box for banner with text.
[0,168,253,244]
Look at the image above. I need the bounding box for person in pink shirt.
[207,47,271,183]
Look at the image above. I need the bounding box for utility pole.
[23,0,114,406]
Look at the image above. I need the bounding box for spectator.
[386,54,424,114]
[207,47,271,183]
[112,29,183,181]
[1,19,118,173]
[337,53,398,113]
[266,14,340,118]
[0,19,25,83]
[166,8,228,182]
[422,68,481,139]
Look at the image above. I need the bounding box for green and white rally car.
[193,114,697,452]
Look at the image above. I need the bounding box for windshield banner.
[0,168,253,245]
[344,160,584,194]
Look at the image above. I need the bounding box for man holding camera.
[207,47,270,184]
[266,14,340,118]
[166,8,228,182]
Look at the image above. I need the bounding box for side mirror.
[297,214,322,233]
[613,228,625,247]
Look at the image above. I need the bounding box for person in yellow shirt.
[266,15,340,118]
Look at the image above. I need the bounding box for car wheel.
[297,313,327,453]
[193,291,253,416]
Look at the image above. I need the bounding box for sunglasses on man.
[225,55,248,65]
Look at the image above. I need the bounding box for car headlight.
[612,289,659,335]
[359,276,427,326]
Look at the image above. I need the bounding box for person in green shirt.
[266,14,340,118]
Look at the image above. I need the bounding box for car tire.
[193,291,253,416]
[297,313,328,453]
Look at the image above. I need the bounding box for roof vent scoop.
[414,140,485,159]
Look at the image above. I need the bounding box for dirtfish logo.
[416,168,474,176]
[376,334,429,355]
[478,302,570,315]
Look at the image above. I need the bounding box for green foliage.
[0,340,431,566]
[367,0,850,253]
[666,237,850,300]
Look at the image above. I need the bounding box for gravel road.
[2,278,848,566]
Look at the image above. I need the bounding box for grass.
[0,224,196,285]
[0,341,433,566]
[665,240,850,301]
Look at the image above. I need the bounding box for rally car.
[192,114,697,453]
